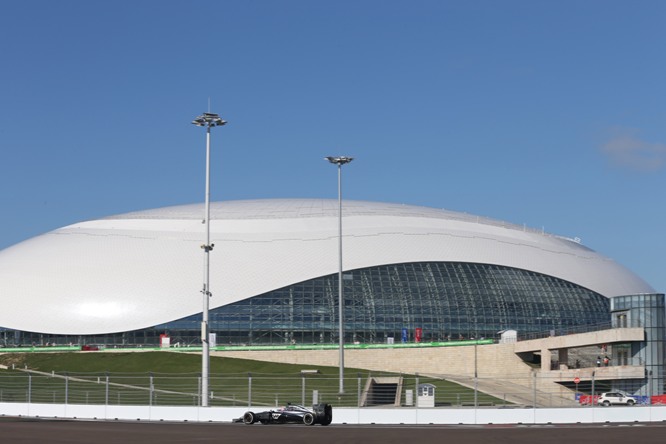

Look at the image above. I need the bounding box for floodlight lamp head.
[192,112,226,128]
[325,156,354,166]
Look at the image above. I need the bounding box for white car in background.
[597,392,637,406]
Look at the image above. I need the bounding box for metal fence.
[2,369,663,409]
[0,371,495,408]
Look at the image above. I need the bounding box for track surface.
[1,419,666,444]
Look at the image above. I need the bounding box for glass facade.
[611,293,665,396]
[154,262,610,346]
[2,262,611,347]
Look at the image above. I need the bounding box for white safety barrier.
[2,403,666,425]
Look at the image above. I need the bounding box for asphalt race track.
[1,418,666,444]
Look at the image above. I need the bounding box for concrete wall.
[211,343,532,379]
[546,365,646,382]
[514,328,645,353]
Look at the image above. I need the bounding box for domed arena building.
[0,199,657,347]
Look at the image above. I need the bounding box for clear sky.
[1,1,665,293]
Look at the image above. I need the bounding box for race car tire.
[313,403,333,426]
[322,404,333,426]
[243,411,256,424]
[303,412,315,426]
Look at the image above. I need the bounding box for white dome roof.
[0,199,654,334]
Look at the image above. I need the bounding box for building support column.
[541,348,550,371]
[558,348,569,370]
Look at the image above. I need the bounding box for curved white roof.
[0,199,655,335]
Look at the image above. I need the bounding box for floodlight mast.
[192,112,226,407]
[324,155,354,395]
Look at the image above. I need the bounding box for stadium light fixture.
[325,155,354,395]
[192,112,226,407]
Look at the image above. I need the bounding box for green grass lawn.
[0,351,506,407]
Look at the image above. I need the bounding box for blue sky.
[1,1,665,292]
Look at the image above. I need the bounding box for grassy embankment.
[0,352,505,407]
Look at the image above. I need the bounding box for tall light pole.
[325,155,354,395]
[192,112,226,407]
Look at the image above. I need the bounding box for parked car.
[242,403,332,425]
[597,392,637,406]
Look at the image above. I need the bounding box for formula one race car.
[242,403,332,426]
